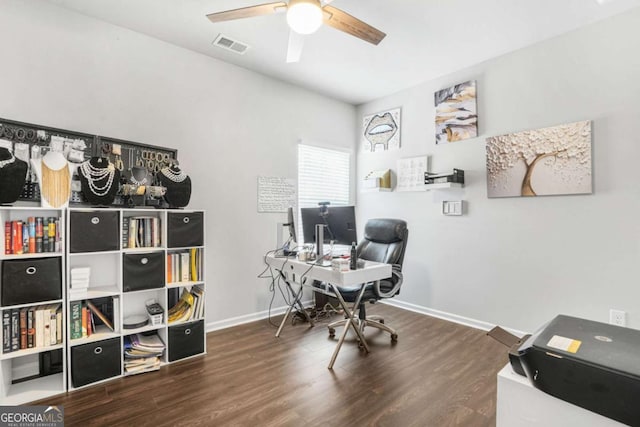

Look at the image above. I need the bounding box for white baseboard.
[206,300,313,332]
[382,299,529,337]
[205,298,529,338]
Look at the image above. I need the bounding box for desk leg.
[327,284,370,369]
[275,274,313,338]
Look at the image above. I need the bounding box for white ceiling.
[47,0,640,105]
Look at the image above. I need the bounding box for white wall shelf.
[422,182,464,190]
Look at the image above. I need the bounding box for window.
[297,144,351,242]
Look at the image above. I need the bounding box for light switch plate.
[442,200,463,216]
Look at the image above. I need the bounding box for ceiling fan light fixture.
[286,0,323,35]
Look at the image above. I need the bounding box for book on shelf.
[70,301,82,340]
[81,306,87,338]
[3,217,62,255]
[27,307,35,348]
[87,300,114,331]
[19,308,27,350]
[2,310,10,352]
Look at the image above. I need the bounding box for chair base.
[328,316,398,342]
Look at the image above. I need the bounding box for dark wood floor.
[34,304,508,426]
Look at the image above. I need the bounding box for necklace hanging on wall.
[41,158,71,208]
[79,160,116,197]
[130,166,149,186]
[160,165,187,183]
[0,151,16,168]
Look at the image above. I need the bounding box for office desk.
[265,254,391,369]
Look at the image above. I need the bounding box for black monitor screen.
[300,206,357,246]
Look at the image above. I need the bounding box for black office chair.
[327,218,408,342]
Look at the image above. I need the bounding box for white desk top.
[265,254,392,286]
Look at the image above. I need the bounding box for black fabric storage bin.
[168,320,204,362]
[1,257,62,306]
[71,338,121,387]
[123,252,165,292]
[167,212,203,248]
[70,211,120,253]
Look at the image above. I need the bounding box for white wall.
[0,0,356,325]
[357,8,640,333]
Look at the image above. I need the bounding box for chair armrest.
[374,265,403,298]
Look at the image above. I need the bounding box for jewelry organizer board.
[96,136,178,207]
[0,117,95,202]
[0,117,178,206]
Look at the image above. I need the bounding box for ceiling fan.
[206,0,386,63]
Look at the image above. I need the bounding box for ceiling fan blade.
[286,30,305,63]
[207,2,287,24]
[322,5,386,45]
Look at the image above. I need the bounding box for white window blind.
[297,144,351,241]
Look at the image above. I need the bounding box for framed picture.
[362,107,401,152]
[486,120,592,198]
[435,80,477,144]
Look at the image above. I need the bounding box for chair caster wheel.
[379,319,385,324]
[391,334,398,342]
[328,328,335,337]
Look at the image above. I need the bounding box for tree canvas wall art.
[362,108,401,152]
[435,80,477,144]
[486,120,592,198]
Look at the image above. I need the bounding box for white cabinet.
[66,208,206,390]
[0,207,66,405]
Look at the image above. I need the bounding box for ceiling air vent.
[212,34,250,55]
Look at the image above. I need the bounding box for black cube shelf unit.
[0,206,206,403]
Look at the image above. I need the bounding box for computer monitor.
[285,206,297,244]
[300,206,357,246]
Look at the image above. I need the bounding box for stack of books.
[4,217,62,255]
[2,304,63,353]
[166,248,203,283]
[167,286,204,324]
[124,333,165,374]
[123,216,161,249]
[69,267,90,295]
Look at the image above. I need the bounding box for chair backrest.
[357,218,408,267]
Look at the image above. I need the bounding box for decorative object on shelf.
[486,120,592,198]
[363,169,392,191]
[362,107,401,152]
[0,146,28,204]
[397,156,428,192]
[123,314,149,330]
[146,299,164,326]
[78,157,120,206]
[158,164,192,208]
[435,80,477,144]
[30,151,73,208]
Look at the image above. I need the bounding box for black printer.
[510,315,640,426]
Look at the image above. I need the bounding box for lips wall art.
[362,107,401,152]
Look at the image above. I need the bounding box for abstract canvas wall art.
[486,120,592,198]
[362,107,401,152]
[435,80,477,144]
